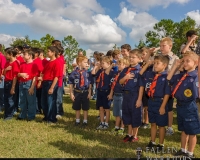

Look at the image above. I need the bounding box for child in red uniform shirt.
[32,48,44,114]
[3,48,20,120]
[17,49,38,121]
[15,46,24,64]
[40,46,61,123]
[56,45,65,118]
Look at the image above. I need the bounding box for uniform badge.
[162,78,165,81]
[146,82,151,88]
[184,89,192,97]
[196,82,199,87]
[74,79,79,84]
[190,78,194,82]
[110,78,114,82]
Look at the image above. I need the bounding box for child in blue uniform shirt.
[92,56,115,130]
[69,55,93,127]
[119,49,143,142]
[140,55,171,151]
[108,58,129,135]
[167,51,200,158]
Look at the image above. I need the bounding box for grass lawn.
[0,95,200,158]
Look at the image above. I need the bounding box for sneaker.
[56,115,62,119]
[156,144,164,152]
[132,137,139,142]
[147,141,156,148]
[123,135,133,142]
[184,152,195,158]
[103,124,109,129]
[174,149,186,156]
[111,128,119,134]
[81,122,87,128]
[75,122,80,126]
[166,128,174,136]
[118,129,124,135]
[141,123,150,129]
[96,123,104,130]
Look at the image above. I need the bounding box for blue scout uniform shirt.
[111,71,124,93]
[142,70,171,98]
[119,64,142,92]
[68,68,93,90]
[112,59,118,72]
[95,69,116,90]
[169,70,198,102]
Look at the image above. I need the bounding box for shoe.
[123,135,133,142]
[184,152,195,158]
[103,124,109,129]
[81,122,87,128]
[13,111,17,115]
[56,115,62,119]
[111,128,119,134]
[156,144,164,152]
[27,119,34,122]
[166,128,174,136]
[4,117,12,121]
[140,123,150,129]
[96,123,104,130]
[147,141,156,148]
[117,129,124,135]
[174,149,186,156]
[132,137,139,142]
[75,122,80,126]
[16,117,25,121]
[42,117,47,122]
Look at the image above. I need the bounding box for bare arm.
[181,35,198,54]
[136,86,144,108]
[167,59,181,81]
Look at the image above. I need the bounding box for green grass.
[0,95,200,158]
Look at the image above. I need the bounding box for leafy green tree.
[30,40,42,48]
[10,35,31,47]
[140,16,200,55]
[135,39,146,49]
[40,34,55,53]
[62,35,79,70]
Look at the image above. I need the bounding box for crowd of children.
[0,30,200,158]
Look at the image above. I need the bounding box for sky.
[0,0,200,57]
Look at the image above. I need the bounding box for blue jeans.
[0,88,4,111]
[4,81,17,119]
[41,81,58,122]
[18,81,36,120]
[57,86,64,115]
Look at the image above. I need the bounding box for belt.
[98,89,108,92]
[74,89,88,93]
[149,97,163,101]
[123,90,131,94]
[114,93,123,96]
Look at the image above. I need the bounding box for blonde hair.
[112,49,120,58]
[101,56,112,64]
[160,37,173,46]
[76,55,88,64]
[129,49,142,58]
[117,58,130,66]
[183,51,199,63]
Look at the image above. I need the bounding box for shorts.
[148,98,168,127]
[122,91,142,128]
[176,100,200,135]
[96,89,111,109]
[167,97,174,112]
[113,93,123,118]
[142,93,149,107]
[72,91,89,111]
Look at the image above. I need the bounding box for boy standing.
[92,56,115,129]
[121,44,131,58]
[119,49,143,142]
[168,51,200,158]
[3,48,20,120]
[108,58,129,135]
[140,55,171,150]
[69,55,93,127]
[40,46,61,124]
[17,49,38,121]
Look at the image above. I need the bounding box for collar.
[165,52,174,59]
[129,64,140,70]
[187,70,197,77]
[156,70,167,75]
